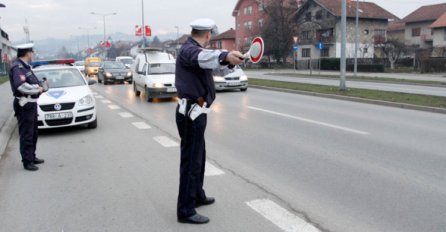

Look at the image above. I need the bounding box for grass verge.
[0,76,8,85]
[267,73,446,87]
[249,78,446,109]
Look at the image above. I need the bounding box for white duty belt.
[16,96,38,107]
[178,98,211,121]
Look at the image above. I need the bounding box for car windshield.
[74,61,84,66]
[103,62,125,69]
[213,65,241,77]
[34,69,86,88]
[89,62,101,67]
[119,59,133,65]
[148,63,175,74]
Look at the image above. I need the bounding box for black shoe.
[196,197,215,208]
[33,158,45,165]
[23,163,39,171]
[178,213,210,224]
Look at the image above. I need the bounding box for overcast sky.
[1,0,446,42]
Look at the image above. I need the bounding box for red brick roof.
[388,20,405,31]
[210,29,236,41]
[430,12,446,28]
[314,0,398,20]
[403,3,446,23]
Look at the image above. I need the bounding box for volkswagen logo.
[54,103,62,111]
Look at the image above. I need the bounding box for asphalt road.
[246,72,446,97]
[1,83,445,232]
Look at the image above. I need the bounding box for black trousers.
[13,99,38,164]
[176,105,207,218]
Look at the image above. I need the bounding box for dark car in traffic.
[98,61,133,85]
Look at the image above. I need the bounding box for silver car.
[213,65,248,91]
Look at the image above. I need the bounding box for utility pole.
[24,18,31,43]
[354,0,359,77]
[142,0,146,48]
[340,0,347,91]
[91,12,117,47]
[79,26,96,57]
[175,26,179,56]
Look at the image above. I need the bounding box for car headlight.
[105,72,112,77]
[127,71,132,77]
[152,83,164,88]
[214,76,225,82]
[79,94,94,106]
[240,75,248,81]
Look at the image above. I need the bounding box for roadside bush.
[321,58,340,70]
[347,64,385,72]
[420,58,446,73]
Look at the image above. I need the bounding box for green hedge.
[420,58,446,73]
[320,58,384,72]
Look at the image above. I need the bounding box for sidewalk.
[245,69,446,83]
[0,82,16,158]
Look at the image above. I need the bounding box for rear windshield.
[104,62,125,69]
[119,59,133,65]
[34,69,86,88]
[89,62,101,67]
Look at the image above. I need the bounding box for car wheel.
[88,118,98,129]
[128,80,133,84]
[98,77,102,84]
[241,88,248,92]
[103,79,108,85]
[134,83,141,97]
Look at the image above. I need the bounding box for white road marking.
[132,122,151,129]
[205,162,225,176]
[108,105,121,110]
[248,106,369,135]
[95,95,104,99]
[101,100,112,104]
[246,199,320,232]
[118,112,134,118]
[153,136,179,148]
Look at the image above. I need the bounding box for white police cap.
[15,43,34,50]
[190,18,215,31]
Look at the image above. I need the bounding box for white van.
[116,56,134,69]
[133,48,177,102]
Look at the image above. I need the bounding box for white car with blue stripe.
[32,59,97,129]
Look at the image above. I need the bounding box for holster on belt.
[178,97,211,121]
[17,96,38,107]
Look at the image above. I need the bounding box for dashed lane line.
[246,199,320,232]
[101,99,112,104]
[132,122,152,129]
[108,105,121,110]
[248,106,369,135]
[118,112,134,118]
[205,162,225,176]
[153,136,179,148]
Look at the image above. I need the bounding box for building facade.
[210,28,236,51]
[294,0,397,60]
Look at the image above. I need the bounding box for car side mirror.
[88,79,97,85]
[99,68,104,72]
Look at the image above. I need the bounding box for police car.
[32,59,98,129]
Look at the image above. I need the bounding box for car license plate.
[167,87,176,93]
[116,76,124,80]
[228,82,241,86]
[45,112,73,120]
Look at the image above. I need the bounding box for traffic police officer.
[175,18,244,224]
[9,43,48,171]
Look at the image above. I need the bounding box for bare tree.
[379,39,406,70]
[259,0,298,63]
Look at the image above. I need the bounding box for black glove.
[40,77,49,92]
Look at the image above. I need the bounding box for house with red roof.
[210,28,236,51]
[403,3,446,53]
[294,0,398,60]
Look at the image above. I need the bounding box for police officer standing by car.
[9,43,48,171]
[175,18,245,224]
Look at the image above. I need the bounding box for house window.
[302,31,312,40]
[363,48,368,54]
[315,10,323,20]
[258,2,264,11]
[302,48,311,57]
[244,22,248,30]
[412,28,421,37]
[320,48,329,57]
[244,6,252,15]
[363,29,369,35]
[244,7,247,15]
[258,19,264,28]
[247,21,253,31]
[305,12,312,21]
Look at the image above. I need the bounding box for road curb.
[250,85,446,115]
[0,112,17,160]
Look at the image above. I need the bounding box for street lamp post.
[175,26,179,56]
[354,0,359,77]
[0,4,6,74]
[141,0,146,48]
[340,0,347,91]
[91,12,117,47]
[79,26,96,56]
